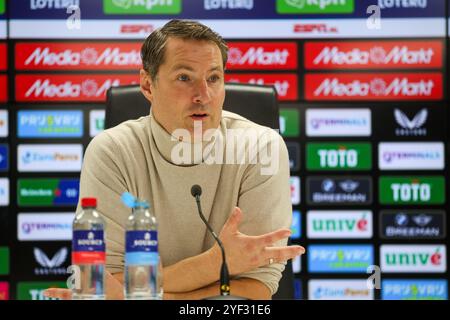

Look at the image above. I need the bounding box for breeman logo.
[16,42,142,70]
[170,121,281,176]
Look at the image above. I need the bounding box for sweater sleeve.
[76,131,130,274]
[233,130,293,296]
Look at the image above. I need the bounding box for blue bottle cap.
[121,192,136,208]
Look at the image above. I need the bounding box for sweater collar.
[149,109,225,166]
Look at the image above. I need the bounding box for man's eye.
[177,74,190,81]
[208,75,220,83]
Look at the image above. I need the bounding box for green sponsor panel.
[306,142,372,170]
[279,109,300,137]
[277,0,354,14]
[103,0,182,14]
[17,282,67,300]
[17,179,59,206]
[0,247,9,275]
[0,0,4,15]
[379,176,445,205]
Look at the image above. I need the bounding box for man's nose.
[192,79,212,105]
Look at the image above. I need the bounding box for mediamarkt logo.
[305,41,441,69]
[305,73,442,101]
[16,75,138,102]
[16,43,142,70]
[226,74,298,100]
[227,42,297,70]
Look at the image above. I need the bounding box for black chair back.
[105,83,279,130]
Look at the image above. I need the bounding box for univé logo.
[307,210,372,239]
[380,245,446,273]
[226,42,297,69]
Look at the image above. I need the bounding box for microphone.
[191,185,247,300]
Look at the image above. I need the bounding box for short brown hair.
[141,19,228,80]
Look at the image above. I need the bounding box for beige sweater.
[76,110,292,294]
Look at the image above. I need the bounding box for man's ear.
[140,69,154,102]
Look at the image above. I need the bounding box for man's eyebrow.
[170,64,223,72]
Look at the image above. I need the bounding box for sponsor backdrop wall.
[0,0,448,300]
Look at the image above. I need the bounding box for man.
[45,19,305,300]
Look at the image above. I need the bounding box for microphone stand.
[192,185,248,300]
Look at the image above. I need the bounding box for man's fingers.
[223,207,242,234]
[254,228,292,246]
[263,245,305,264]
[43,288,72,300]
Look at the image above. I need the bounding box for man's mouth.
[190,113,209,121]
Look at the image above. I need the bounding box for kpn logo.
[381,245,446,273]
[379,176,445,205]
[103,0,181,14]
[307,142,371,171]
[277,0,354,14]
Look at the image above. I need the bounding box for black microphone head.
[191,185,202,198]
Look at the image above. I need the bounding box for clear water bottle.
[123,193,163,300]
[71,197,106,300]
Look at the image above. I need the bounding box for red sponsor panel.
[305,73,442,101]
[72,252,106,265]
[225,73,298,101]
[0,75,7,103]
[226,42,298,70]
[0,43,6,71]
[0,282,9,300]
[15,74,139,102]
[15,42,142,71]
[305,40,443,70]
